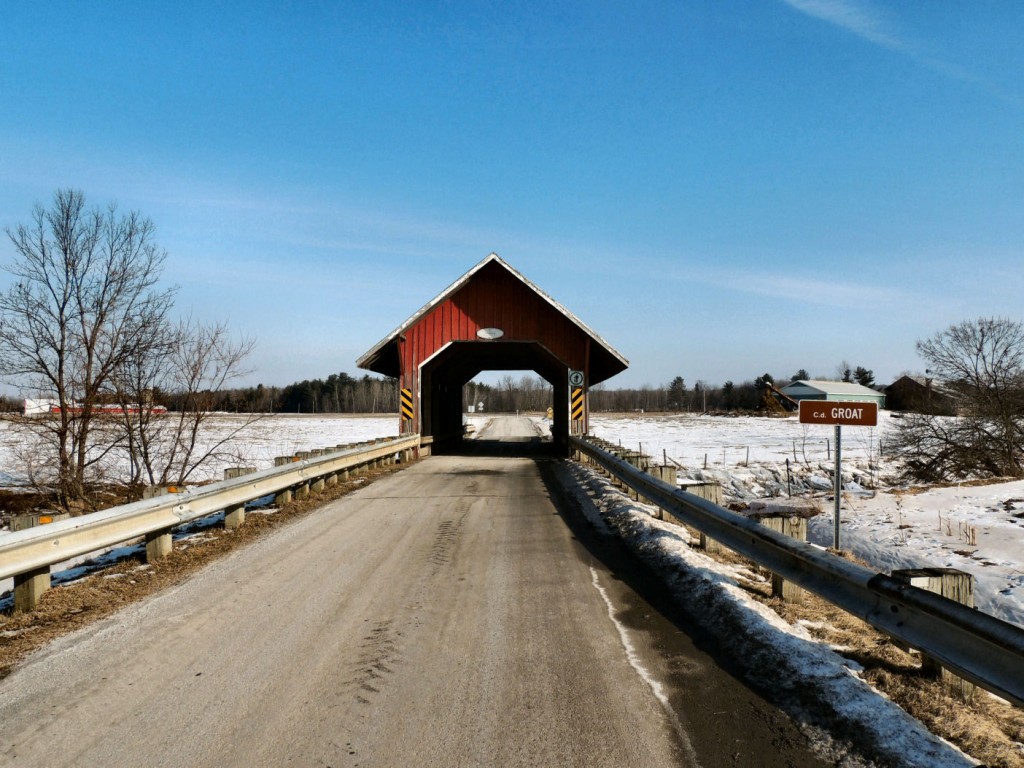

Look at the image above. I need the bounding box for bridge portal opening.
[420,341,568,454]
[356,254,628,455]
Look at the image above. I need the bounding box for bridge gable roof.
[356,253,628,384]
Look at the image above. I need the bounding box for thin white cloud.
[782,0,904,50]
[687,268,903,310]
[781,0,1021,106]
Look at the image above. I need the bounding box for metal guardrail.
[0,435,420,585]
[570,435,1024,708]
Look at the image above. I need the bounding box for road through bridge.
[0,416,829,767]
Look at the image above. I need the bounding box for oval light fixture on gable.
[477,327,504,340]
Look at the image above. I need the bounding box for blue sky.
[2,1,1022,390]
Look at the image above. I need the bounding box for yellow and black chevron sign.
[571,387,585,421]
[400,388,414,421]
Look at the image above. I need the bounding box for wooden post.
[624,452,641,501]
[223,467,256,530]
[892,568,976,700]
[273,457,294,506]
[758,516,808,603]
[13,566,51,612]
[145,527,173,562]
[746,500,819,602]
[679,482,726,552]
[643,465,677,520]
[11,512,70,531]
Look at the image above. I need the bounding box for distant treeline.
[0,375,400,415]
[464,373,784,413]
[175,372,401,414]
[1,371,828,416]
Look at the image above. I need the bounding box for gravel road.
[0,416,830,767]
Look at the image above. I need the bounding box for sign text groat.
[798,400,878,427]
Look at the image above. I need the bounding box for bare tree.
[834,361,853,382]
[0,190,175,507]
[893,317,1024,481]
[113,318,256,488]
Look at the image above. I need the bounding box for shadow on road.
[439,436,559,458]
[533,456,839,768]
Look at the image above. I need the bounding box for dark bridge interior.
[421,340,570,453]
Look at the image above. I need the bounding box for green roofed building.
[779,379,886,408]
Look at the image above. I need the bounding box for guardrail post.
[623,452,641,500]
[681,482,726,552]
[10,514,71,609]
[14,566,51,612]
[223,467,257,529]
[12,512,70,531]
[140,486,176,561]
[758,516,808,603]
[892,568,976,700]
[273,457,295,505]
[644,465,677,519]
[145,528,173,562]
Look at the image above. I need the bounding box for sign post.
[568,370,585,434]
[798,401,879,550]
[833,424,841,550]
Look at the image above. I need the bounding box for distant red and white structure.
[23,399,168,416]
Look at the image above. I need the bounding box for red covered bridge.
[357,254,628,453]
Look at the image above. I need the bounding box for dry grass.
[0,461,413,680]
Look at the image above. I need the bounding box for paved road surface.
[0,416,829,767]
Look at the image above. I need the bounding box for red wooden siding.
[400,261,588,380]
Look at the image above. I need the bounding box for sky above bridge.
[2,2,1022,390]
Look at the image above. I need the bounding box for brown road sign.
[799,400,878,427]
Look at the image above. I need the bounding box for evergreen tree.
[853,366,875,387]
[667,376,686,410]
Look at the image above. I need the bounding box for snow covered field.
[587,412,1024,629]
[0,413,399,488]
